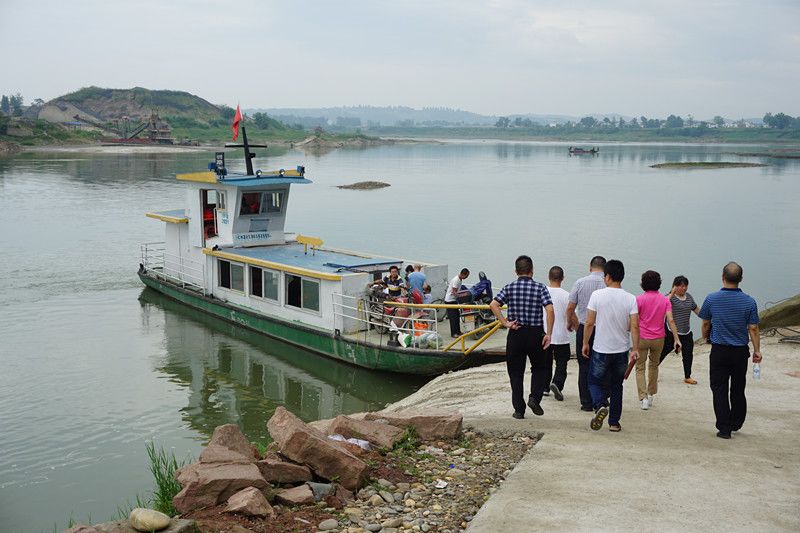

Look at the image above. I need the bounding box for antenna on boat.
[225,125,268,176]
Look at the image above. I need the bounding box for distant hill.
[250,105,497,127]
[50,86,223,122]
[36,87,287,135]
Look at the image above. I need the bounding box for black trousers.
[660,332,695,378]
[446,306,460,336]
[550,343,571,392]
[575,323,595,408]
[709,344,750,434]
[506,326,548,414]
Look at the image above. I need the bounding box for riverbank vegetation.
[651,162,769,169]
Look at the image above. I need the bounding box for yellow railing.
[381,300,506,356]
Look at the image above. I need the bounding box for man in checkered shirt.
[490,255,555,419]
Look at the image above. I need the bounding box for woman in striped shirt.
[660,275,702,384]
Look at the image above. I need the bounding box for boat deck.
[213,243,402,274]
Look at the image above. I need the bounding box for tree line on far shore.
[495,112,800,131]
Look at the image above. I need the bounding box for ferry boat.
[138,129,506,375]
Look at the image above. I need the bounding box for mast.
[225,124,267,176]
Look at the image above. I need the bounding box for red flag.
[231,104,242,141]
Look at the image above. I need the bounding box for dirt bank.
[386,331,800,532]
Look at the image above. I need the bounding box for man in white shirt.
[582,259,640,432]
[445,268,470,338]
[545,266,571,401]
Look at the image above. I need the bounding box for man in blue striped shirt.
[567,256,607,411]
[699,262,762,439]
[491,255,554,419]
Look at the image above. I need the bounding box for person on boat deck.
[408,264,427,299]
[380,265,405,298]
[468,271,493,301]
[445,268,470,338]
[422,283,433,304]
[490,255,554,419]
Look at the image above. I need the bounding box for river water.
[1,142,798,531]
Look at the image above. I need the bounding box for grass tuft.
[145,441,189,516]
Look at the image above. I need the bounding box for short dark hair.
[549,266,564,282]
[604,259,625,282]
[640,270,662,291]
[590,256,607,269]
[673,275,689,287]
[405,265,414,274]
[389,265,399,272]
[515,255,533,275]
[723,262,743,284]
[460,268,470,277]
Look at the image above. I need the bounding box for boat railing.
[332,293,506,355]
[382,300,505,356]
[331,293,443,350]
[140,241,206,294]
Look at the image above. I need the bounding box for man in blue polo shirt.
[699,262,762,439]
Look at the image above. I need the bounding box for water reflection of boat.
[138,126,507,375]
[139,288,425,439]
[568,146,599,155]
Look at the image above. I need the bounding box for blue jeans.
[588,350,628,425]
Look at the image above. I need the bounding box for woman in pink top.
[635,271,681,410]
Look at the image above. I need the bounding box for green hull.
[138,271,472,375]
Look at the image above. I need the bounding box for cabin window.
[250,266,263,297]
[249,266,279,302]
[264,270,280,301]
[218,259,244,291]
[265,192,283,213]
[286,274,319,312]
[240,192,262,215]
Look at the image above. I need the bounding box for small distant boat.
[568,146,599,155]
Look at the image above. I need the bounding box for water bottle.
[752,362,761,380]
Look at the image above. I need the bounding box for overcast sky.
[1,0,798,118]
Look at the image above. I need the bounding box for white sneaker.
[640,398,650,410]
[648,394,655,407]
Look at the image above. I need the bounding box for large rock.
[198,424,258,463]
[308,412,368,434]
[173,462,268,514]
[328,415,405,448]
[365,409,463,439]
[266,407,368,491]
[129,508,171,532]
[275,484,315,505]
[225,487,274,517]
[64,520,197,533]
[256,455,313,484]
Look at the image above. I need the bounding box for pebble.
[421,524,430,532]
[381,517,403,528]
[369,494,386,507]
[378,478,393,488]
[396,482,411,491]
[365,524,382,532]
[318,518,339,530]
[447,468,466,477]
[380,490,395,503]
[451,448,466,456]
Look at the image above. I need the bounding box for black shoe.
[550,383,564,401]
[580,405,594,412]
[527,397,544,416]
[716,431,731,439]
[512,411,525,419]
